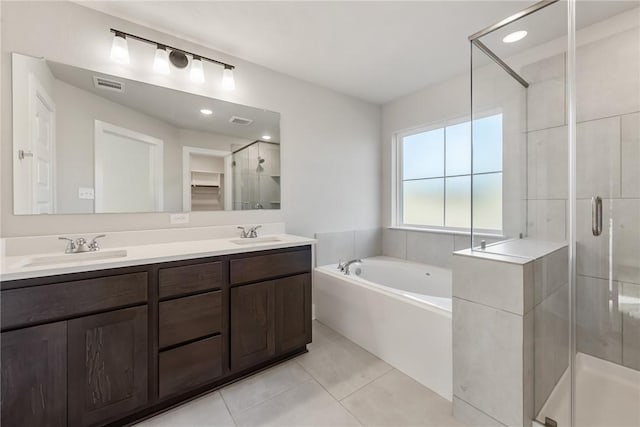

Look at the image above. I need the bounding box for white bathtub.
[314,256,452,400]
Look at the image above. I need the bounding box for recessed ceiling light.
[200,109,213,115]
[262,135,272,140]
[502,30,528,43]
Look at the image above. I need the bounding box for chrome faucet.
[59,235,106,254]
[337,259,363,275]
[237,225,262,238]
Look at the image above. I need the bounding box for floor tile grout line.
[218,390,240,427]
[293,359,366,427]
[336,364,395,403]
[220,361,315,419]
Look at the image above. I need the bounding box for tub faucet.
[337,259,362,275]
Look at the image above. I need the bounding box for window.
[396,114,503,232]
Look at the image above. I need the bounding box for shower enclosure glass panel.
[231,141,281,210]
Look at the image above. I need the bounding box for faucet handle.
[237,226,248,238]
[88,234,106,251]
[59,237,76,253]
[248,225,262,238]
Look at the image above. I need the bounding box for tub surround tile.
[453,297,524,426]
[315,231,355,266]
[406,231,454,268]
[355,228,382,259]
[452,254,531,315]
[576,116,621,199]
[620,282,640,371]
[232,379,361,427]
[382,229,406,259]
[576,275,623,364]
[576,27,640,123]
[621,112,640,198]
[220,361,312,417]
[296,335,392,400]
[135,392,235,427]
[342,369,463,427]
[453,397,505,427]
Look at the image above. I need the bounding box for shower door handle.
[591,196,602,236]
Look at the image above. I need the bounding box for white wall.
[1,1,381,237]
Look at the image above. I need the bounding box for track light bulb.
[110,32,130,64]
[153,45,170,74]
[190,56,205,83]
[222,67,235,90]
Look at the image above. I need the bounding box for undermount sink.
[229,237,283,245]
[22,249,128,268]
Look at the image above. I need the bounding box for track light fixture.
[109,28,236,90]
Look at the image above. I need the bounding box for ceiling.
[80,1,637,105]
[47,58,280,142]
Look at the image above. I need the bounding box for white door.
[94,121,163,213]
[18,74,56,214]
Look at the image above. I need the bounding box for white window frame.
[392,113,504,235]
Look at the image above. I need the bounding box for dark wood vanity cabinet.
[67,306,148,427]
[1,322,67,427]
[0,245,312,426]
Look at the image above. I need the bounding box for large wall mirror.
[12,53,281,215]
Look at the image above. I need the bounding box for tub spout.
[338,259,363,275]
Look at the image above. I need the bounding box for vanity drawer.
[158,291,223,348]
[230,248,311,285]
[159,261,224,299]
[158,335,223,399]
[1,272,148,330]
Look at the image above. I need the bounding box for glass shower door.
[571,2,640,425]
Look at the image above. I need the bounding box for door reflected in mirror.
[11,53,281,215]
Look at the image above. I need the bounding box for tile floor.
[136,321,464,427]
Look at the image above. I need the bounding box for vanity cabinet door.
[68,306,148,427]
[230,281,276,371]
[1,322,67,427]
[275,274,312,354]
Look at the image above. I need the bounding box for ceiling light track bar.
[468,0,559,42]
[472,39,529,88]
[110,28,235,70]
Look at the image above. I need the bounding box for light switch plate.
[170,213,189,224]
[78,187,95,200]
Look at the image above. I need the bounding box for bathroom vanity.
[0,237,313,427]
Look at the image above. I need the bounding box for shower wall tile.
[315,230,355,267]
[576,116,621,199]
[522,53,566,132]
[621,112,640,198]
[621,282,640,371]
[577,27,640,122]
[453,297,524,427]
[576,275,622,364]
[527,199,566,242]
[382,228,406,259]
[576,198,640,286]
[452,254,530,315]
[527,126,568,200]
[534,283,569,415]
[354,228,382,259]
[533,247,569,306]
[406,231,454,268]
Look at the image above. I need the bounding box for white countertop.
[1,234,316,282]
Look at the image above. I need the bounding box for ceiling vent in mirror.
[229,116,253,126]
[93,76,125,93]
